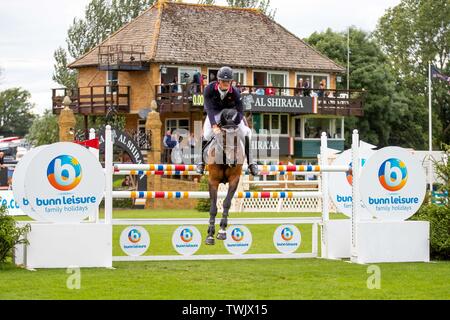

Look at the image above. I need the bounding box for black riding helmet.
[217,66,233,81]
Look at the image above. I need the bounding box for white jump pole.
[320,132,329,258]
[105,125,113,224]
[89,128,99,223]
[350,129,360,262]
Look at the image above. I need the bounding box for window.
[253,71,288,95]
[233,70,245,85]
[179,68,200,85]
[296,74,329,90]
[209,69,219,83]
[260,114,289,135]
[166,119,190,134]
[107,70,118,93]
[304,118,331,139]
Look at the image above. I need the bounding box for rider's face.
[218,80,231,91]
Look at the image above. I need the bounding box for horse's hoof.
[205,236,215,245]
[217,231,227,241]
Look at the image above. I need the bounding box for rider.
[196,66,259,176]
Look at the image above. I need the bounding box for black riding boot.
[245,136,259,176]
[196,139,208,175]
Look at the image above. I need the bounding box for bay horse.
[204,109,247,245]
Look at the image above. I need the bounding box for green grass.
[2,209,449,300]
[1,260,449,300]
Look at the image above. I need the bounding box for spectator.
[295,78,304,96]
[192,72,202,94]
[163,131,177,163]
[170,76,179,93]
[265,82,276,96]
[318,80,326,98]
[255,87,265,95]
[0,151,4,168]
[303,78,311,97]
[122,175,131,187]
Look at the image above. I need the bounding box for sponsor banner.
[120,226,150,256]
[329,146,375,220]
[224,225,252,255]
[23,143,105,223]
[0,191,25,216]
[251,136,290,157]
[242,94,317,114]
[273,225,301,254]
[12,146,48,220]
[360,147,426,221]
[172,226,202,256]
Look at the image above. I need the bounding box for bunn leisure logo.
[346,159,366,186]
[180,229,194,243]
[231,228,244,242]
[281,227,294,241]
[47,155,82,191]
[128,229,141,244]
[378,158,408,192]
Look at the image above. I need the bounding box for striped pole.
[113,170,321,176]
[112,191,323,199]
[114,164,349,172]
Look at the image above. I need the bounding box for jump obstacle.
[103,126,354,262]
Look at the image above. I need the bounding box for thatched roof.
[69,2,344,73]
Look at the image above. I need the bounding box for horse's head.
[218,109,239,130]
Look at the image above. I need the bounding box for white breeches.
[203,114,252,141]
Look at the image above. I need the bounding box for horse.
[204,109,246,245]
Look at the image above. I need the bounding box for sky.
[0,0,401,115]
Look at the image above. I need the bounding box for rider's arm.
[203,85,218,127]
[234,90,244,125]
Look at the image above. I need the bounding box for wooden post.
[58,96,77,142]
[145,100,162,209]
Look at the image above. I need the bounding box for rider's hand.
[212,124,221,135]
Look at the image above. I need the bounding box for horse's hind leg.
[206,179,219,245]
[217,174,240,240]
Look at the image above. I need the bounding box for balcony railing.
[52,85,131,115]
[155,83,203,113]
[155,84,365,116]
[98,45,149,71]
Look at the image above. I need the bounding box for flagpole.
[428,62,433,194]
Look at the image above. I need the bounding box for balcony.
[155,84,365,116]
[52,85,131,115]
[98,45,149,71]
[155,84,203,113]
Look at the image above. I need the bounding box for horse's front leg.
[217,173,241,240]
[206,180,219,245]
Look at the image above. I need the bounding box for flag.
[431,65,450,84]
[74,138,99,149]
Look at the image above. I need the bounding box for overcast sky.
[0,0,401,115]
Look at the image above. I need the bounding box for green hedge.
[0,206,31,263]
[412,204,450,260]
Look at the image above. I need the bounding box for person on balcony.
[195,66,259,176]
[265,82,276,96]
[303,78,311,97]
[318,80,326,98]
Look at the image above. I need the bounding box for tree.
[375,0,450,146]
[305,28,419,148]
[0,88,36,137]
[26,110,59,146]
[53,0,155,87]
[52,47,77,89]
